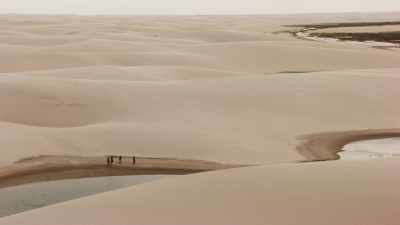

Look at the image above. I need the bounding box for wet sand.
[297,129,400,161]
[0,13,400,225]
[2,128,398,190]
[0,155,239,188]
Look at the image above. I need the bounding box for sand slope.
[1,159,399,225]
[1,68,400,165]
[0,13,400,224]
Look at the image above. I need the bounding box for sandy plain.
[0,12,400,225]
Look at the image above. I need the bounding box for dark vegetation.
[285,21,400,46]
[310,31,400,44]
[287,21,400,29]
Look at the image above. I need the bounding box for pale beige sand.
[1,159,399,225]
[1,67,400,166]
[0,13,400,224]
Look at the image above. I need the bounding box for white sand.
[0,13,400,224]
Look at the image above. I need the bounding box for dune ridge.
[0,13,400,224]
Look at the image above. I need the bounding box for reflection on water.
[340,137,400,160]
[0,175,166,218]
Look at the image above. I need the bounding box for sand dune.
[1,14,400,74]
[1,38,400,73]
[1,68,400,166]
[1,159,399,225]
[0,13,400,224]
[17,66,252,81]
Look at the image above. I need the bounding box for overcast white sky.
[1,0,399,15]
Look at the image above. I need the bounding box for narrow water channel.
[5,137,398,218]
[0,175,167,218]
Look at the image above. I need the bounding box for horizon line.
[0,9,399,17]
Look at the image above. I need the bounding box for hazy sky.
[1,0,399,15]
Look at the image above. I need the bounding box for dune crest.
[0,13,400,224]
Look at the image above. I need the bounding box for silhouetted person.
[110,156,114,165]
[132,156,136,165]
[106,156,110,166]
[119,156,122,164]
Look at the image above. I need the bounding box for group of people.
[106,155,136,166]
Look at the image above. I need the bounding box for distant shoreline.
[284,21,400,49]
